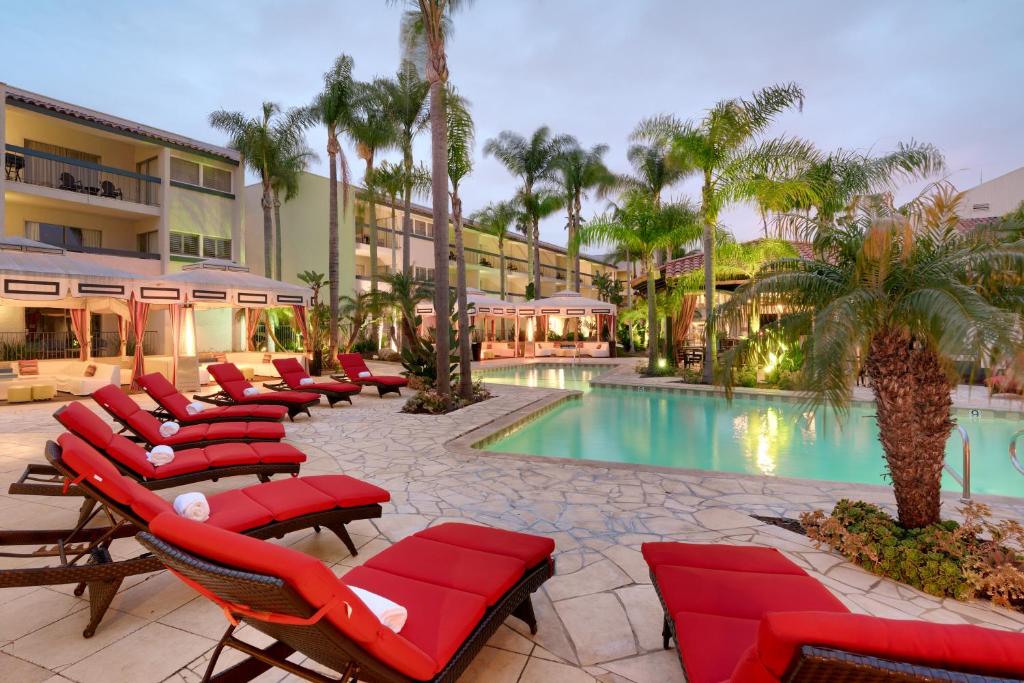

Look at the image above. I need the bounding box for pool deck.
[1,358,1023,683]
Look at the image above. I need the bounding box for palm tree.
[714,236,797,334]
[471,199,519,300]
[380,60,431,276]
[636,83,816,383]
[572,191,701,372]
[518,189,565,301]
[396,0,474,404]
[369,272,433,351]
[270,133,317,280]
[367,159,430,275]
[209,102,305,278]
[308,54,358,363]
[297,270,328,374]
[718,186,1024,529]
[552,141,614,289]
[446,86,474,400]
[337,291,377,352]
[349,79,398,293]
[484,126,572,297]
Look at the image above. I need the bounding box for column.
[157,147,171,274]
[0,83,7,236]
[231,154,244,263]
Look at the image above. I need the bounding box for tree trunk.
[402,144,414,276]
[701,175,715,385]
[573,193,583,291]
[566,202,575,291]
[261,184,274,278]
[533,218,542,300]
[367,157,379,292]
[327,140,340,364]
[646,257,657,373]
[498,240,506,299]
[272,189,283,281]
[428,77,451,403]
[865,328,952,529]
[626,252,634,352]
[390,202,398,276]
[452,190,473,401]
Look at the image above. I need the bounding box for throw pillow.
[83,364,97,377]
[262,353,272,364]
[213,352,227,363]
[18,359,39,376]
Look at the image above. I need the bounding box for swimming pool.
[479,365,1024,498]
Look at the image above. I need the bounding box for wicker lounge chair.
[138,518,555,682]
[92,385,285,449]
[642,541,1024,682]
[334,353,408,397]
[0,434,388,638]
[199,363,320,420]
[138,372,288,424]
[265,357,362,408]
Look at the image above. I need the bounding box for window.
[25,140,100,164]
[169,231,200,257]
[973,203,990,212]
[137,231,158,254]
[413,219,433,237]
[202,236,232,259]
[203,166,232,193]
[170,157,201,185]
[26,222,101,250]
[414,266,435,281]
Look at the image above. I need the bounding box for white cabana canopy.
[415,288,518,317]
[161,259,310,308]
[516,289,616,317]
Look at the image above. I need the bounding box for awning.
[160,259,310,308]
[415,288,518,317]
[517,289,616,317]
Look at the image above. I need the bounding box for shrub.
[377,349,401,363]
[678,367,703,384]
[402,380,492,415]
[801,500,1024,608]
[736,368,758,388]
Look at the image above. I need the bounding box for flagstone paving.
[1,360,1023,682]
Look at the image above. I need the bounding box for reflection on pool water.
[479,365,1024,498]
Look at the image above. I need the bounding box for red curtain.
[245,308,262,351]
[292,305,311,353]
[68,309,88,361]
[674,295,699,345]
[168,304,183,386]
[129,293,150,391]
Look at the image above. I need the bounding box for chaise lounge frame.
[193,388,318,421]
[262,380,359,409]
[138,529,553,683]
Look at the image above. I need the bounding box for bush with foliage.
[736,368,758,388]
[402,379,492,415]
[377,349,401,363]
[801,500,1024,608]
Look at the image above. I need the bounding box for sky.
[5,0,1024,250]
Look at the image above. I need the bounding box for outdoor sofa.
[267,357,362,407]
[0,359,119,397]
[200,363,320,420]
[137,371,288,424]
[335,353,408,397]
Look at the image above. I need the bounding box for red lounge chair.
[642,542,1024,682]
[139,519,555,683]
[138,372,287,424]
[201,363,320,420]
[92,385,284,449]
[266,357,362,408]
[335,353,408,397]
[35,433,388,637]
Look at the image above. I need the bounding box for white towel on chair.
[299,377,315,386]
[159,421,180,438]
[243,387,259,397]
[146,445,175,466]
[349,586,407,633]
[186,401,206,415]
[173,492,210,522]
[357,371,371,379]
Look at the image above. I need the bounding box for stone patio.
[1,359,1023,682]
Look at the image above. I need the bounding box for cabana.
[517,290,616,358]
[414,288,520,360]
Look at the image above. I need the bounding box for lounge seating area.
[198,351,308,385]
[0,358,120,399]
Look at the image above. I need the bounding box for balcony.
[4,145,161,208]
[356,225,396,249]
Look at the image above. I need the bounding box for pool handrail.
[1009,428,1024,477]
[944,425,971,502]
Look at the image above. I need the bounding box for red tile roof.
[957,217,1001,232]
[636,240,814,286]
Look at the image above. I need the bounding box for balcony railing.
[0,330,157,361]
[356,225,396,249]
[4,145,162,207]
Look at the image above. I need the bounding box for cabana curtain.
[129,294,150,391]
[292,305,311,353]
[68,308,88,361]
[168,304,183,386]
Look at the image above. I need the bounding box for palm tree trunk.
[327,141,340,363]
[573,193,583,291]
[498,240,506,300]
[428,77,451,402]
[452,190,473,401]
[701,176,715,384]
[272,189,283,281]
[566,203,575,290]
[261,183,274,278]
[390,201,398,275]
[646,256,657,373]
[367,158,379,293]
[865,328,952,529]
[402,144,414,276]
[533,218,542,301]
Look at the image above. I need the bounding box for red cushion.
[272,357,308,390]
[238,390,319,405]
[240,477,337,520]
[301,475,392,508]
[751,612,1024,681]
[672,611,761,683]
[311,381,362,394]
[206,489,276,531]
[415,523,555,569]
[724,646,778,683]
[364,537,525,605]
[56,402,115,450]
[656,566,847,621]
[103,434,160,477]
[338,353,371,377]
[248,442,306,464]
[641,543,806,575]
[139,373,289,422]
[57,433,133,505]
[124,479,175,521]
[343,565,486,678]
[142,448,212,479]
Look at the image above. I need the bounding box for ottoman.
[7,385,33,403]
[32,384,56,401]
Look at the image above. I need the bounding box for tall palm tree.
[337,291,377,352]
[484,126,572,297]
[209,102,305,277]
[518,189,565,300]
[552,141,614,290]
[636,83,816,383]
[719,187,1024,528]
[367,159,430,275]
[397,0,474,404]
[368,272,433,351]
[714,236,796,334]
[380,60,431,276]
[270,133,317,280]
[471,199,519,300]
[307,54,358,363]
[572,191,701,372]
[349,79,398,293]
[446,86,474,400]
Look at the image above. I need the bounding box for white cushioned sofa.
[0,359,120,398]
[198,352,307,385]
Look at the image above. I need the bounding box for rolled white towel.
[173,492,210,522]
[146,445,175,466]
[242,387,259,397]
[350,586,407,633]
[159,421,180,438]
[357,371,371,379]
[299,377,315,386]
[185,401,206,415]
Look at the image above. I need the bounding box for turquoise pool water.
[479,366,1024,498]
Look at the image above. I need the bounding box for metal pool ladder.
[1009,428,1024,477]
[945,425,971,502]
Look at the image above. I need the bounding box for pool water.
[479,365,1024,498]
